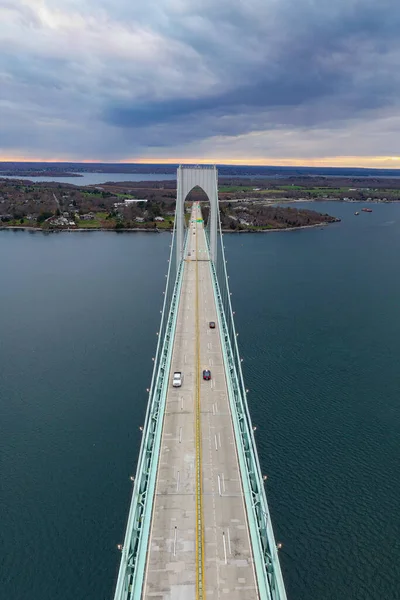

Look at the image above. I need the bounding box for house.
[135,217,145,223]
[81,212,95,220]
[154,216,165,222]
[125,198,147,205]
[48,216,75,227]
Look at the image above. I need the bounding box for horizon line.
[1,156,400,169]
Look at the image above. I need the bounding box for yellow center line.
[195,208,206,600]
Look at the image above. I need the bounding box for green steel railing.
[205,202,287,600]
[113,222,188,600]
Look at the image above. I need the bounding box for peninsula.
[0,177,339,232]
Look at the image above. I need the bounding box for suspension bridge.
[113,166,287,600]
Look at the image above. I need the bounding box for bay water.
[1,201,399,599]
[0,173,177,185]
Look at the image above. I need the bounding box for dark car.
[209,321,216,329]
[203,369,211,381]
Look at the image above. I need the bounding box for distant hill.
[1,161,400,179]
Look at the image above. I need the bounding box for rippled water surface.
[1,202,399,599]
[0,172,177,184]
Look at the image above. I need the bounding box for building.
[124,198,147,204]
[114,199,148,209]
[48,216,76,227]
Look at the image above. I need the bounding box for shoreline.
[0,226,165,233]
[0,221,337,234]
[221,222,336,233]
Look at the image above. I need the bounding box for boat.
[354,212,359,215]
[362,208,373,213]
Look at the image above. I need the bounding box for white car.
[173,372,183,387]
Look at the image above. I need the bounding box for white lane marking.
[176,471,180,492]
[181,397,184,411]
[184,354,187,364]
[222,472,225,492]
[173,526,177,557]
[215,402,218,413]
[222,532,228,564]
[227,528,232,555]
[179,427,182,443]
[218,432,221,448]
[212,403,215,415]
[217,475,222,496]
[214,435,218,451]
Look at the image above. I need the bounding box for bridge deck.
[142,204,258,599]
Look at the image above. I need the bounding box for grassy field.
[219,185,257,192]
[114,193,140,199]
[277,185,305,190]
[81,190,101,197]
[154,216,174,229]
[76,211,109,227]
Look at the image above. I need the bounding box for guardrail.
[113,225,187,600]
[205,209,287,600]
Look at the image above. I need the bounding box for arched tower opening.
[185,185,210,204]
[184,186,210,229]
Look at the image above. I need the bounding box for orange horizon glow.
[0,155,400,169]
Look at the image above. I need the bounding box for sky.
[1,0,400,167]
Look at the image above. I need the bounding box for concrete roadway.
[142,204,258,599]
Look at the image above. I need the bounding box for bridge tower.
[176,164,218,268]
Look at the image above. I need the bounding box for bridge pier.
[176,165,219,269]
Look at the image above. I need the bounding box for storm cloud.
[1,0,400,164]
